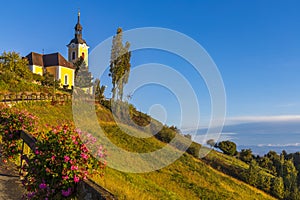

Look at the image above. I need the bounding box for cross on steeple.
[67,11,89,65]
[75,10,82,37]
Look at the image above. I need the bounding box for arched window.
[64,74,68,85]
[72,51,76,60]
[81,52,85,59]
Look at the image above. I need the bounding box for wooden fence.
[0,92,72,104]
[19,131,116,200]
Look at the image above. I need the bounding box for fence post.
[19,140,25,175]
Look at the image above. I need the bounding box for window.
[72,51,76,60]
[64,75,68,85]
[81,52,85,59]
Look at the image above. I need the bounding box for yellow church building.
[26,52,75,89]
[25,12,89,89]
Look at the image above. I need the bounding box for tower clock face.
[71,43,75,48]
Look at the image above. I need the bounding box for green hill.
[15,102,276,200]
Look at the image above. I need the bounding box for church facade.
[25,12,89,89]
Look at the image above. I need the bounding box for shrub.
[22,124,106,199]
[217,140,237,156]
[239,149,253,163]
[155,127,176,143]
[0,104,37,160]
[186,142,201,158]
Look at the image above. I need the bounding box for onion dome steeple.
[75,11,82,34]
[68,11,86,45]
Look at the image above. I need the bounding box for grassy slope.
[16,102,276,200]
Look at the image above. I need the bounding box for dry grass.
[14,102,276,200]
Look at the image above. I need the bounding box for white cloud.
[183,115,300,137]
[227,115,300,125]
[258,143,300,147]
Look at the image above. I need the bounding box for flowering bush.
[22,124,106,199]
[0,104,36,161]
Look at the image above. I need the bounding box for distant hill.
[188,120,300,156]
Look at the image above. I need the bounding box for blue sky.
[1,1,300,150]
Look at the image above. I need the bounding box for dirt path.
[0,148,26,200]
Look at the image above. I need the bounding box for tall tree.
[282,159,298,199]
[0,51,33,81]
[266,150,282,176]
[245,160,260,186]
[206,139,216,148]
[258,175,271,193]
[271,177,285,199]
[109,27,131,101]
[239,149,253,163]
[94,78,106,103]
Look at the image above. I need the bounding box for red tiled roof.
[26,52,44,66]
[43,53,74,69]
[25,52,74,69]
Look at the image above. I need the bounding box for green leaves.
[94,78,106,103]
[0,104,37,159]
[0,51,32,80]
[239,148,253,163]
[22,124,106,199]
[216,140,237,156]
[110,27,131,101]
[0,51,46,92]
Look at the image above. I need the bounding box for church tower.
[67,11,89,66]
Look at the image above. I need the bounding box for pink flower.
[97,147,105,158]
[71,135,78,144]
[83,171,88,180]
[35,150,39,155]
[39,183,47,189]
[74,175,80,183]
[27,192,36,198]
[71,135,76,142]
[81,145,88,153]
[62,175,69,180]
[51,155,56,161]
[98,153,104,158]
[71,165,78,170]
[75,128,82,135]
[62,187,72,197]
[64,156,70,162]
[80,153,88,160]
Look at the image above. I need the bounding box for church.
[25,12,89,89]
